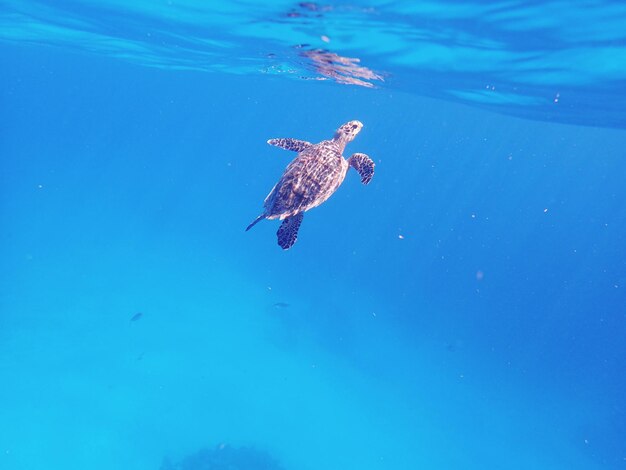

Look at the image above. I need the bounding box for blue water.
[1,1,625,469]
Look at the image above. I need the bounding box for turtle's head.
[333,120,363,146]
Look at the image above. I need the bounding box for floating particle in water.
[130,312,143,322]
[321,35,330,43]
[398,234,404,239]
[554,92,560,103]
[273,302,289,308]
[476,270,484,281]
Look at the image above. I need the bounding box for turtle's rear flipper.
[267,138,312,153]
[277,213,304,250]
[348,153,375,185]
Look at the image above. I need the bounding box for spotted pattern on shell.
[246,120,375,250]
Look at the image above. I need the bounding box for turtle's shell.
[263,140,349,219]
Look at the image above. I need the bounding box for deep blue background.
[1,42,625,469]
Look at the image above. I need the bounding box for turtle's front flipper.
[267,138,312,152]
[277,213,304,250]
[348,153,375,185]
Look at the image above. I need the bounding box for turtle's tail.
[245,214,265,231]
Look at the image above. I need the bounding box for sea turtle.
[246,120,375,249]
